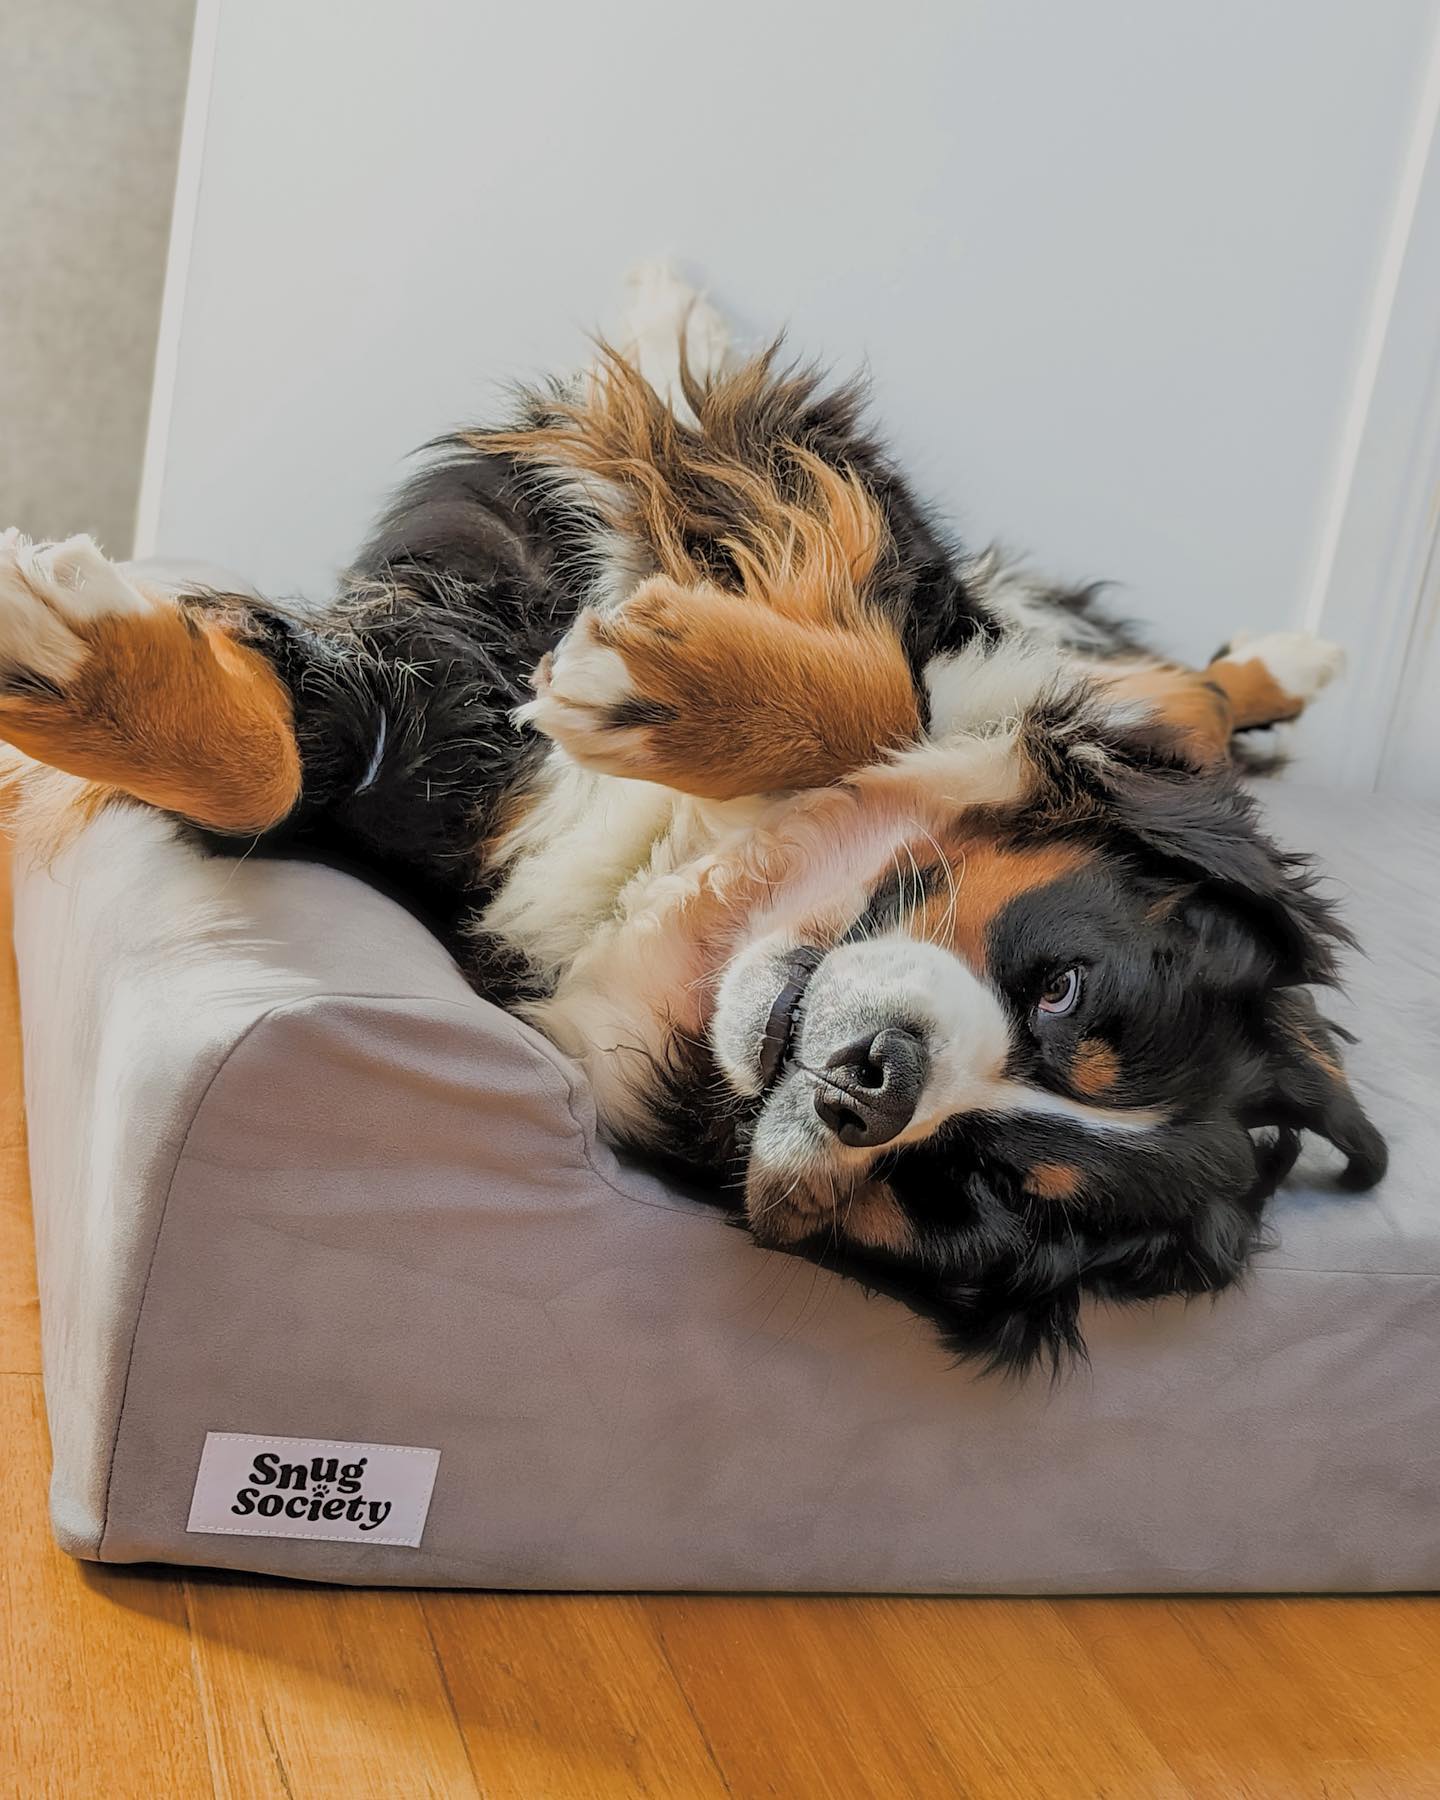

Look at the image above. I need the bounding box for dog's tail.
[613,258,735,424]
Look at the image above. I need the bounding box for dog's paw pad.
[1225,630,1346,702]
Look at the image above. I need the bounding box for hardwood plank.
[183,1576,481,1800]
[1,1371,213,1800]
[1260,1598,1440,1796]
[423,1592,728,1799]
[858,1595,1185,1798]
[643,1594,1183,1799]
[0,850,41,1376]
[0,1144,39,1376]
[1061,1595,1440,1799]
[646,1595,955,1797]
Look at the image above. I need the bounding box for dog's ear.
[1103,762,1346,985]
[1092,756,1384,1186]
[1241,990,1388,1190]
[924,1190,1265,1377]
[795,1219,1089,1379]
[822,1172,1263,1379]
[795,1136,1279,1378]
[1027,694,1350,984]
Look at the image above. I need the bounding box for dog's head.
[646,673,1386,1373]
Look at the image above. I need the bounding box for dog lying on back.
[0,270,1385,1371]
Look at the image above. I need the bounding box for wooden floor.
[4,859,1440,1799]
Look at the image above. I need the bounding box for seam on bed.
[1255,1264,1440,1278]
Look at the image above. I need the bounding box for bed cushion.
[13,783,1439,1591]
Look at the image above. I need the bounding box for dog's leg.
[1208,630,1346,729]
[1091,631,1345,764]
[522,576,920,799]
[0,531,301,832]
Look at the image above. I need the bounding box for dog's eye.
[1035,967,1082,1018]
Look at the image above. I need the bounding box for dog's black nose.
[813,1028,929,1147]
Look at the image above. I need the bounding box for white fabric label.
[187,1432,440,1547]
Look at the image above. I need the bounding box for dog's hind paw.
[1219,630,1346,704]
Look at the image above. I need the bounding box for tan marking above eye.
[1024,1162,1082,1201]
[916,838,1092,967]
[1071,1038,1120,1097]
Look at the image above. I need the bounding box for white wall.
[143,0,1436,681]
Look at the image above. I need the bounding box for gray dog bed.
[14,781,1438,1591]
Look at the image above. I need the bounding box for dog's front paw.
[0,531,152,696]
[518,601,678,781]
[1220,630,1346,704]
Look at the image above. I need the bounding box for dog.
[0,267,1386,1372]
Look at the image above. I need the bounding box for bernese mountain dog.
[0,268,1386,1372]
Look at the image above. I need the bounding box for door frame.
[1302,14,1440,791]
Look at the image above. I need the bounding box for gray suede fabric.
[15,784,1440,1591]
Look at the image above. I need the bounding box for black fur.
[199,447,593,992]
